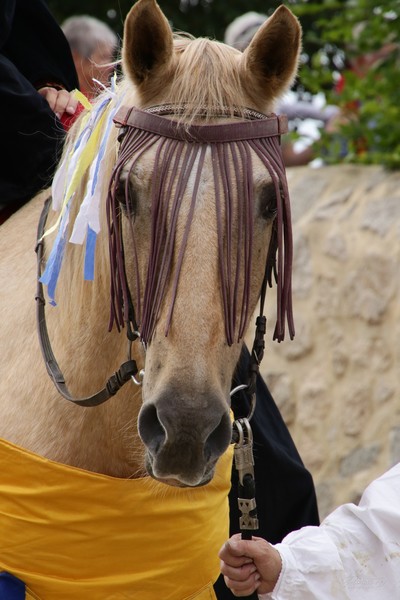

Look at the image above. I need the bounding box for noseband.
[36,103,294,412]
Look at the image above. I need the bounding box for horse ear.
[122,0,174,85]
[241,5,302,100]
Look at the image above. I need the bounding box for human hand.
[219,533,282,597]
[37,86,79,120]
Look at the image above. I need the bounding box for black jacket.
[0,0,78,207]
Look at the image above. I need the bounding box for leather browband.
[113,106,288,143]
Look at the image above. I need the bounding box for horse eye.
[259,183,277,220]
[115,180,137,216]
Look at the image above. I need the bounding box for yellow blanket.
[0,438,233,599]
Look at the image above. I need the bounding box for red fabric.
[60,101,85,130]
[334,72,366,156]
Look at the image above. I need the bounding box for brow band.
[113,106,288,143]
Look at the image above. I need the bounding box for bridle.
[35,103,294,416]
[36,106,294,596]
[36,194,265,414]
[35,198,140,407]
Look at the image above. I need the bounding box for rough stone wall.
[252,164,400,519]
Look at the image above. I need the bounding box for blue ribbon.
[39,207,70,305]
[84,227,97,281]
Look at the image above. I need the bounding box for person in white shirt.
[219,462,400,599]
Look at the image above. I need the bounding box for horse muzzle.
[137,390,232,487]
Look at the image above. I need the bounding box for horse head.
[110,0,301,486]
[41,0,301,487]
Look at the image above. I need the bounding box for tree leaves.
[295,0,400,169]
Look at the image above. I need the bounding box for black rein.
[35,197,138,407]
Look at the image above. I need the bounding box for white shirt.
[262,463,400,599]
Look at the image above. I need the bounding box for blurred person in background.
[61,15,119,99]
[224,12,339,167]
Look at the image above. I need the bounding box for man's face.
[74,43,116,98]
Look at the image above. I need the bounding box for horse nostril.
[138,403,166,456]
[204,411,232,462]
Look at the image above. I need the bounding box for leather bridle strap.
[245,224,277,397]
[113,106,288,142]
[35,197,138,407]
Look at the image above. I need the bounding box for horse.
[0,1,302,597]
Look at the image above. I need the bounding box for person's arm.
[281,142,314,167]
[220,463,400,599]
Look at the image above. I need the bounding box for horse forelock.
[134,35,270,123]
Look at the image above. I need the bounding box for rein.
[110,106,287,600]
[35,197,139,407]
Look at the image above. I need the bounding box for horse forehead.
[123,140,272,186]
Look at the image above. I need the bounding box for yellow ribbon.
[42,91,111,239]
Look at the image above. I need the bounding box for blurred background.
[48,0,400,168]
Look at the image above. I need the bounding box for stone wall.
[252,164,400,519]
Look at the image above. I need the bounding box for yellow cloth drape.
[0,438,233,599]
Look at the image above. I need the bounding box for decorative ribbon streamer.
[40,79,120,301]
[69,93,123,280]
[83,227,97,281]
[39,205,70,305]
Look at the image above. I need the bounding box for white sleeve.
[260,463,400,600]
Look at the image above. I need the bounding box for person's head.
[224,12,267,52]
[62,15,119,98]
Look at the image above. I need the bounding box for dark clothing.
[214,344,320,599]
[0,0,78,210]
[0,572,24,600]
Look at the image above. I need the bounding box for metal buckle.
[128,334,145,386]
[232,418,259,532]
[230,384,256,421]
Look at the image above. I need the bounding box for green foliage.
[292,0,400,169]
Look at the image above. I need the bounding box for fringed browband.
[113,106,289,142]
[107,106,294,345]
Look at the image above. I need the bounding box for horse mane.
[115,33,271,126]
